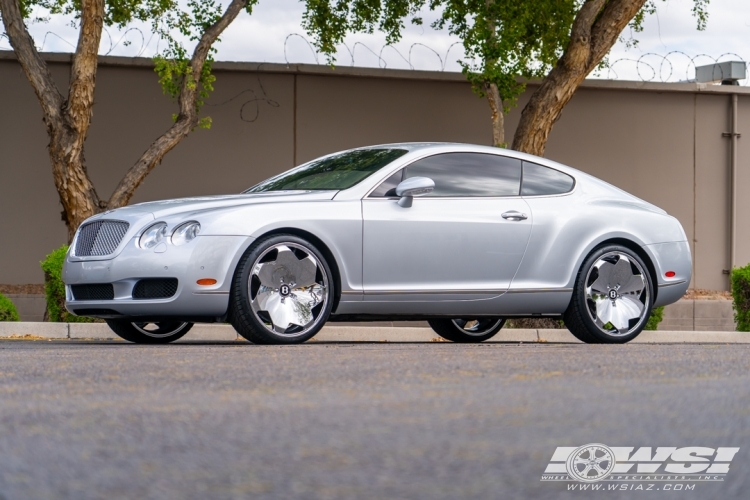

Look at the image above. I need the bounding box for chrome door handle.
[502,211,528,221]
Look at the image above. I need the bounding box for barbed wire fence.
[281,32,750,86]
[3,26,748,86]
[602,51,748,85]
[283,33,465,72]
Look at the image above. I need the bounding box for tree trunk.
[49,131,103,242]
[1,0,247,240]
[512,0,647,156]
[485,82,505,147]
[1,0,105,242]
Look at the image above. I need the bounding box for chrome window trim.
[363,195,526,201]
[521,189,577,199]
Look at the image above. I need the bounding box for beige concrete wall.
[734,97,750,270]
[1,52,748,287]
[295,74,490,163]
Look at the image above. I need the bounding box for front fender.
[190,199,363,293]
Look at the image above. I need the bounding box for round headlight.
[171,221,201,246]
[139,222,168,249]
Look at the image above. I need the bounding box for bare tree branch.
[66,0,104,138]
[0,0,64,129]
[485,82,504,147]
[108,0,249,208]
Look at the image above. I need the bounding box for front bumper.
[64,235,253,320]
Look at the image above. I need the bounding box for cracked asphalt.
[0,340,748,500]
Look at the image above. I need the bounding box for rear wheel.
[106,320,192,344]
[564,245,653,344]
[428,318,505,343]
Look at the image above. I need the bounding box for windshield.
[244,148,408,193]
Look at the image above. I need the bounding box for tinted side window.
[403,153,522,197]
[521,162,575,196]
[369,170,404,197]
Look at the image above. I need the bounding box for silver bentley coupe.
[63,143,691,344]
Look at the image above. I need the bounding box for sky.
[2,0,750,84]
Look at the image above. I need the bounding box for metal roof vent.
[695,61,747,85]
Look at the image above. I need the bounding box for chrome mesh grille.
[75,220,130,257]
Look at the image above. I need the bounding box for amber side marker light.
[197,279,217,286]
[665,271,676,278]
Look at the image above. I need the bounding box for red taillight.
[665,271,676,278]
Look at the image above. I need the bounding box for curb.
[0,322,748,343]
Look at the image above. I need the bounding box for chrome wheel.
[248,242,329,337]
[451,318,505,336]
[131,321,191,339]
[584,251,649,336]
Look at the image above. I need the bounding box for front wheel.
[106,320,193,344]
[229,234,334,344]
[428,318,506,343]
[564,245,653,344]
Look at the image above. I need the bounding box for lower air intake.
[70,284,115,301]
[132,278,178,299]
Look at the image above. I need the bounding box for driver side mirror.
[395,177,435,207]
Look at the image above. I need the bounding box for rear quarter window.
[521,162,575,196]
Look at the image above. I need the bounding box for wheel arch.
[254,227,343,313]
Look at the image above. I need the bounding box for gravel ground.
[0,340,748,500]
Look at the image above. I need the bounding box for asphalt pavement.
[0,340,748,500]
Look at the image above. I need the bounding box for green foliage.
[151,0,224,126]
[303,0,418,56]
[304,1,711,114]
[304,1,577,108]
[40,245,96,323]
[433,1,577,109]
[0,293,20,322]
[644,305,664,331]
[731,264,750,332]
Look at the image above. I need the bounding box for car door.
[361,152,532,306]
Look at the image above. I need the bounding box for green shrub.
[40,245,97,323]
[731,265,750,331]
[644,306,664,331]
[0,293,20,322]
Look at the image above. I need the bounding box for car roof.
[351,142,582,177]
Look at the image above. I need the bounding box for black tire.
[229,234,334,345]
[106,320,192,344]
[428,318,506,343]
[564,244,654,344]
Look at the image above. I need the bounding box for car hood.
[100,191,338,221]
